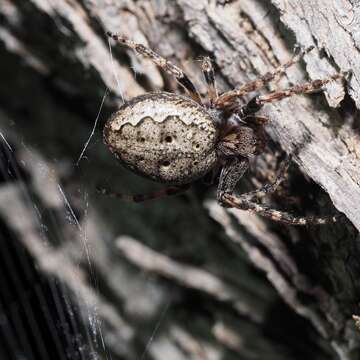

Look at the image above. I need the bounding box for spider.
[99,31,345,225]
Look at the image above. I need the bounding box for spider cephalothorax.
[100,32,345,225]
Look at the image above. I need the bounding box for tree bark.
[0,0,360,359]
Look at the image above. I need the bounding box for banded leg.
[243,156,291,200]
[201,57,218,106]
[217,157,340,225]
[217,156,288,203]
[217,157,249,206]
[216,46,314,109]
[97,184,190,202]
[240,73,345,116]
[255,73,345,106]
[222,194,341,225]
[107,32,202,104]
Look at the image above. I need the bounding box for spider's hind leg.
[107,32,202,104]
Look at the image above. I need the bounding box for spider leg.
[217,157,340,225]
[201,57,218,106]
[238,73,345,116]
[216,46,314,109]
[223,194,341,225]
[217,157,249,205]
[243,156,291,200]
[107,32,202,104]
[255,73,345,106]
[97,183,190,202]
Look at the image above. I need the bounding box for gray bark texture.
[1,0,360,360]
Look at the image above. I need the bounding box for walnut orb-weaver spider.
[100,31,345,225]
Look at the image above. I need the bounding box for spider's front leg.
[215,46,314,109]
[107,32,202,104]
[217,157,249,207]
[223,193,340,225]
[242,156,291,201]
[239,73,345,116]
[217,157,341,225]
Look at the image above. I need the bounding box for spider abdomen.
[104,92,218,184]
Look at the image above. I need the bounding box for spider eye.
[165,136,172,143]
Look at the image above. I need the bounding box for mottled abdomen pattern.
[104,92,218,184]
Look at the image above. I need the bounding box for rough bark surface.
[0,1,360,360]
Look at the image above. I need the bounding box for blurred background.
[1,1,360,359]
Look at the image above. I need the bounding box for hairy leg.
[216,46,314,109]
[243,156,291,200]
[107,32,202,104]
[238,73,345,116]
[217,157,340,225]
[217,157,249,203]
[256,74,345,105]
[97,184,190,202]
[222,193,341,225]
[201,57,218,106]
